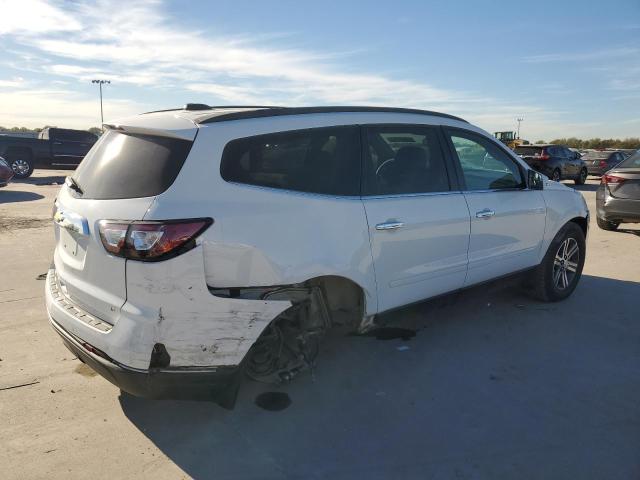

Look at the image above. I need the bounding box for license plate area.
[60,228,79,257]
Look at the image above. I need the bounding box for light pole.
[516,116,524,139]
[91,79,110,129]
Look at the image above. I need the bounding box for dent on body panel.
[126,246,291,368]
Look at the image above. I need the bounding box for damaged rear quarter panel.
[124,246,291,368]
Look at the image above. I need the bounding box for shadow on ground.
[618,227,640,237]
[119,275,640,479]
[0,191,45,204]
[13,175,66,186]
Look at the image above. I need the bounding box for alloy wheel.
[11,159,30,176]
[553,237,579,290]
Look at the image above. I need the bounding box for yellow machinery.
[494,131,529,149]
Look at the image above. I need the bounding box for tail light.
[602,174,625,185]
[599,160,607,168]
[98,218,213,261]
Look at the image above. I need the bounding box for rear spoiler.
[102,124,197,141]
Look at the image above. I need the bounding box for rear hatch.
[53,126,196,324]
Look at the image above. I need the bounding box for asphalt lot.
[1,170,639,480]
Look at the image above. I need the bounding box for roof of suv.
[142,104,469,124]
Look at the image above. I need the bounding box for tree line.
[0,126,102,135]
[534,138,640,149]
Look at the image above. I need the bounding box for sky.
[0,0,638,140]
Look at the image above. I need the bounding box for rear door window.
[362,125,450,195]
[220,126,361,196]
[72,130,192,199]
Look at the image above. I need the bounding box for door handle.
[375,221,404,231]
[53,141,63,145]
[475,209,495,219]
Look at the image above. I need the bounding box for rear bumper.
[50,316,242,407]
[587,166,605,176]
[596,189,640,223]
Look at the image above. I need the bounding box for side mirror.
[528,170,544,190]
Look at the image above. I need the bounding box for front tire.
[574,168,587,185]
[7,152,34,179]
[596,216,619,231]
[527,222,585,302]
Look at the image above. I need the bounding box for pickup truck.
[0,128,98,179]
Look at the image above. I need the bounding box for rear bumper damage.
[46,245,292,404]
[50,317,242,407]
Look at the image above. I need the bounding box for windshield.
[73,130,193,199]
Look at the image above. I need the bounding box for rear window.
[514,146,543,156]
[220,126,360,196]
[72,130,192,199]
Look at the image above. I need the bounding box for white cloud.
[0,0,82,35]
[0,76,25,88]
[0,89,143,129]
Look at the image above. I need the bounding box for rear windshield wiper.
[65,176,84,195]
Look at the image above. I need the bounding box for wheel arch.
[568,216,588,238]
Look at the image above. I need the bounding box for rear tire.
[596,216,619,231]
[551,169,561,182]
[7,151,34,179]
[574,168,587,185]
[527,222,585,302]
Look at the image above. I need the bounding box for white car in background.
[45,105,589,407]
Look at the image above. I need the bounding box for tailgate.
[53,189,154,324]
[52,126,196,324]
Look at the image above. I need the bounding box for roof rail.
[197,106,467,124]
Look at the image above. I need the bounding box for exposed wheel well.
[304,275,365,328]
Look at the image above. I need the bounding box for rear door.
[53,129,195,324]
[444,128,546,286]
[565,148,580,176]
[362,124,470,312]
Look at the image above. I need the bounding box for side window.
[447,130,524,191]
[362,125,450,195]
[220,126,360,196]
[548,146,561,158]
[564,148,575,159]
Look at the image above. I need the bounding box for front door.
[361,125,470,313]
[444,128,546,286]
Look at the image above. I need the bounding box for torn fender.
[124,245,291,368]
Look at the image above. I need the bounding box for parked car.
[514,144,587,184]
[0,127,98,179]
[0,156,14,187]
[46,105,589,407]
[596,150,640,230]
[583,150,626,176]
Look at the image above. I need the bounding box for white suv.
[46,106,589,407]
